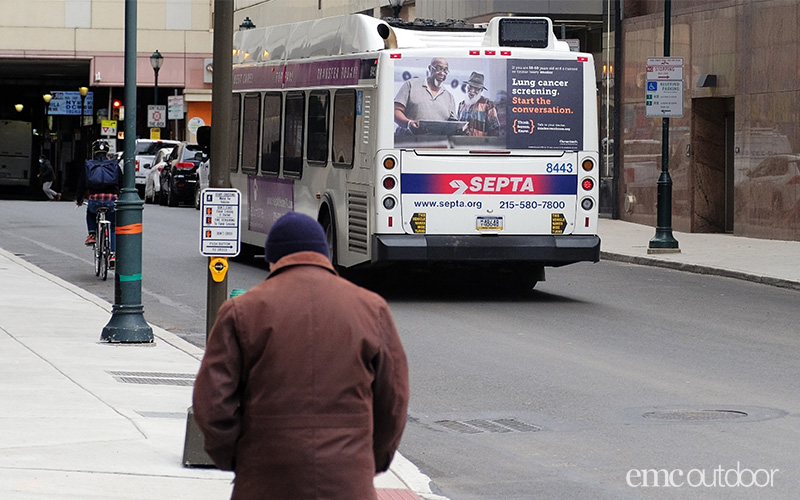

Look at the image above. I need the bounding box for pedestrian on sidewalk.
[37,154,61,201]
[193,211,409,500]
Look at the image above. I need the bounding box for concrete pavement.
[1,217,798,500]
[0,248,438,500]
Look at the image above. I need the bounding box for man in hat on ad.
[193,211,409,500]
[457,71,501,137]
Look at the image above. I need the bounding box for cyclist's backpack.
[85,158,120,191]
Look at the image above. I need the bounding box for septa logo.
[449,179,468,194]
[464,176,536,194]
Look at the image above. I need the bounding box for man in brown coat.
[193,211,409,500]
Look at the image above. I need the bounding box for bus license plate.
[476,216,503,231]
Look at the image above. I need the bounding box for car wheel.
[158,181,167,206]
[167,183,179,207]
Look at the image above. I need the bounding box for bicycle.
[93,207,112,281]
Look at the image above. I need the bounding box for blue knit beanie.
[265,212,329,263]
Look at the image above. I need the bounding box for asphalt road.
[2,198,799,499]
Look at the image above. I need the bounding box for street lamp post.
[100,0,153,344]
[79,87,88,157]
[388,0,405,18]
[150,50,164,137]
[42,94,52,145]
[150,49,163,105]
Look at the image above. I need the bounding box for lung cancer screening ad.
[393,57,584,151]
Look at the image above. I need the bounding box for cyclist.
[76,140,124,268]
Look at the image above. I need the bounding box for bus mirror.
[197,126,211,153]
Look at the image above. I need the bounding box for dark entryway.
[690,97,734,233]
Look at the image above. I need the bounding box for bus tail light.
[383,156,397,170]
[382,196,397,210]
[382,176,397,190]
[581,178,594,191]
[581,158,594,171]
[581,197,594,211]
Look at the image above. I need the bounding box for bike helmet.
[92,140,110,156]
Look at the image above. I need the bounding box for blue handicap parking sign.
[647,81,658,91]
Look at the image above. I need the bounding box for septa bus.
[229,14,600,288]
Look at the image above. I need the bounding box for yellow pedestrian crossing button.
[209,257,228,282]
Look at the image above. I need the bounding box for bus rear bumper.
[372,234,601,266]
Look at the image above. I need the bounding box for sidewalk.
[2,219,798,500]
[598,218,800,291]
[0,248,438,500]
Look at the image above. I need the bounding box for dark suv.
[159,142,206,207]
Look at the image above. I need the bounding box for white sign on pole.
[200,188,241,257]
[147,105,167,127]
[168,95,184,120]
[645,57,684,118]
[646,57,684,81]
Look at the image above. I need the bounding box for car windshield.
[181,144,204,160]
[136,141,177,155]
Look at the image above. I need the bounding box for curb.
[601,251,800,292]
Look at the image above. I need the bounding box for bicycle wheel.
[99,224,109,281]
[94,237,101,277]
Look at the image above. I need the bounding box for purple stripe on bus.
[233,59,363,91]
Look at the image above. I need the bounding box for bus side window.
[230,94,241,173]
[307,90,330,166]
[261,92,282,176]
[283,91,305,179]
[241,93,261,174]
[332,89,356,169]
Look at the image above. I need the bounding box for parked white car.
[143,147,174,204]
[135,139,180,197]
[195,158,210,209]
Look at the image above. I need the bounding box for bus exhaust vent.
[348,191,368,254]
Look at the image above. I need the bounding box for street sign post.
[645,57,684,118]
[200,188,241,257]
[147,105,167,128]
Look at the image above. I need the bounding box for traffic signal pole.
[183,0,233,468]
[101,0,153,343]
[206,0,234,336]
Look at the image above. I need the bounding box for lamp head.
[150,50,164,70]
[79,87,88,97]
[43,94,53,104]
[14,104,23,113]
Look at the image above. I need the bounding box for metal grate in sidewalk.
[108,370,195,387]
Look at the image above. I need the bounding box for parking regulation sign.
[645,57,684,118]
[200,188,241,257]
